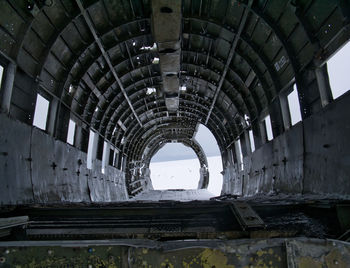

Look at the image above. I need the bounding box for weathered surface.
[0,115,33,205]
[0,114,128,204]
[0,238,349,267]
[222,92,350,198]
[303,92,350,196]
[152,0,182,111]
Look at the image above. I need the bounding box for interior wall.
[1,92,349,204]
[222,91,350,198]
[0,114,128,205]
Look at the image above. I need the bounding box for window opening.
[236,139,244,171]
[101,141,109,174]
[67,119,76,145]
[327,41,350,99]
[264,115,273,141]
[33,94,49,130]
[249,130,255,152]
[140,43,157,51]
[146,87,156,95]
[87,130,96,169]
[68,84,75,94]
[195,124,222,195]
[152,57,159,64]
[287,84,302,125]
[149,124,222,196]
[150,143,199,190]
[0,65,4,88]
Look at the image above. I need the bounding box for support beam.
[151,0,182,112]
[240,130,251,157]
[315,65,333,107]
[47,98,59,136]
[0,62,16,114]
[205,0,253,125]
[75,0,142,127]
[269,97,284,137]
[279,94,292,131]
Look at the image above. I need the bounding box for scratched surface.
[0,114,128,205]
[0,238,349,268]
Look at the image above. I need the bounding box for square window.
[33,94,49,130]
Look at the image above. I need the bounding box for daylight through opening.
[150,143,200,190]
[327,41,350,100]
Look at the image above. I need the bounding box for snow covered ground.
[149,155,223,196]
[132,189,215,201]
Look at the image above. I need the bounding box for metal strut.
[75,0,143,127]
[205,0,253,125]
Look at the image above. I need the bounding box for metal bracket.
[0,216,29,238]
[230,202,265,230]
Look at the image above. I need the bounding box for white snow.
[132,189,214,201]
[150,155,223,196]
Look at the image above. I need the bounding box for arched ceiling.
[1,0,349,193]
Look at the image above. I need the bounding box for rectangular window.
[287,84,302,125]
[87,130,96,169]
[235,139,244,171]
[264,115,273,141]
[101,141,110,174]
[249,130,255,152]
[33,94,49,130]
[0,65,4,88]
[67,119,76,145]
[328,41,350,99]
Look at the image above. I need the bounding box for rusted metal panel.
[0,238,349,267]
[285,239,350,268]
